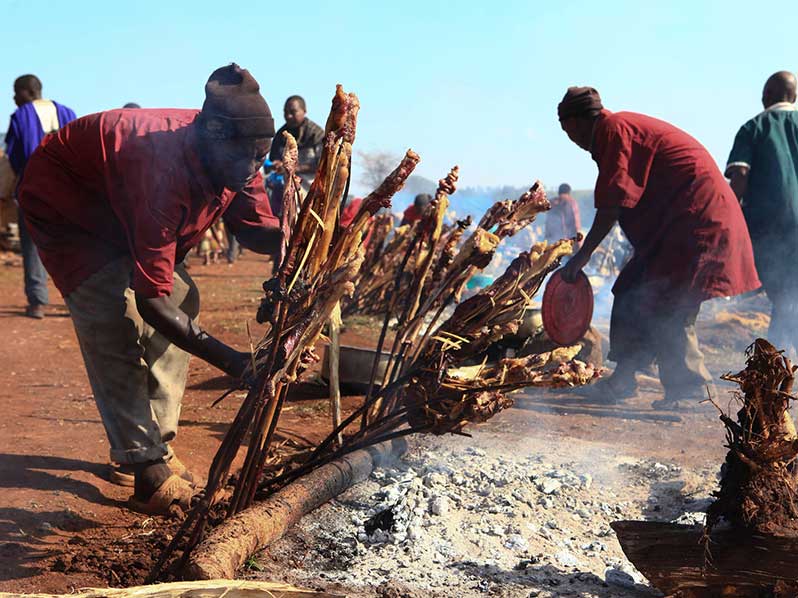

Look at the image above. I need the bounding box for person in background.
[5,74,76,318]
[224,221,243,264]
[726,71,798,356]
[199,222,227,265]
[401,193,432,226]
[0,148,16,241]
[557,86,759,409]
[123,102,141,109]
[544,182,581,242]
[18,64,281,514]
[265,95,325,215]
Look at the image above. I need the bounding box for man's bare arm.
[726,165,749,202]
[136,295,249,377]
[231,226,282,255]
[560,206,620,282]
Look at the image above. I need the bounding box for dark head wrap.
[558,183,572,195]
[557,86,603,121]
[414,193,433,209]
[201,63,274,139]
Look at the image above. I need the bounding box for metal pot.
[321,344,391,393]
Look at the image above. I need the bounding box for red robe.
[591,110,759,306]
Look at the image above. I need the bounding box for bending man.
[18,64,281,514]
[558,86,759,409]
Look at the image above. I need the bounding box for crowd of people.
[2,64,798,514]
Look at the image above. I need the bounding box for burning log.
[614,339,798,597]
[612,520,798,598]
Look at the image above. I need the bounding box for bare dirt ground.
[0,250,770,595]
[0,252,363,592]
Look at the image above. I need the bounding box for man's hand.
[227,350,252,379]
[560,205,620,283]
[560,251,591,283]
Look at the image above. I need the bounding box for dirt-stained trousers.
[65,257,199,464]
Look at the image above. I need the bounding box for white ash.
[260,432,717,598]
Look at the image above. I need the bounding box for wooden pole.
[328,302,343,446]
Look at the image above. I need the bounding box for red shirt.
[592,110,759,304]
[402,204,422,225]
[18,109,278,298]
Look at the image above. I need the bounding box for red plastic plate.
[542,270,594,346]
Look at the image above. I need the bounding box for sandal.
[110,455,195,487]
[128,474,195,516]
[568,377,638,404]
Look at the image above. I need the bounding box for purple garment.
[5,100,76,175]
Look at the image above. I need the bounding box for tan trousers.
[65,257,200,464]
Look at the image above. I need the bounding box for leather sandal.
[110,455,195,487]
[127,474,195,516]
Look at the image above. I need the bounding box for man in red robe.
[18,64,281,513]
[558,87,759,409]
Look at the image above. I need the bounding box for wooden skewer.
[328,302,344,447]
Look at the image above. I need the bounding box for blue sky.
[1,0,795,195]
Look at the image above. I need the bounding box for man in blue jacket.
[5,74,76,318]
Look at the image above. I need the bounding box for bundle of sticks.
[706,338,798,537]
[356,180,566,410]
[150,84,598,579]
[149,85,419,580]
[344,179,550,316]
[258,234,597,496]
[263,166,593,488]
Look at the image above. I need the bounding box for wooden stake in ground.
[328,302,343,446]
